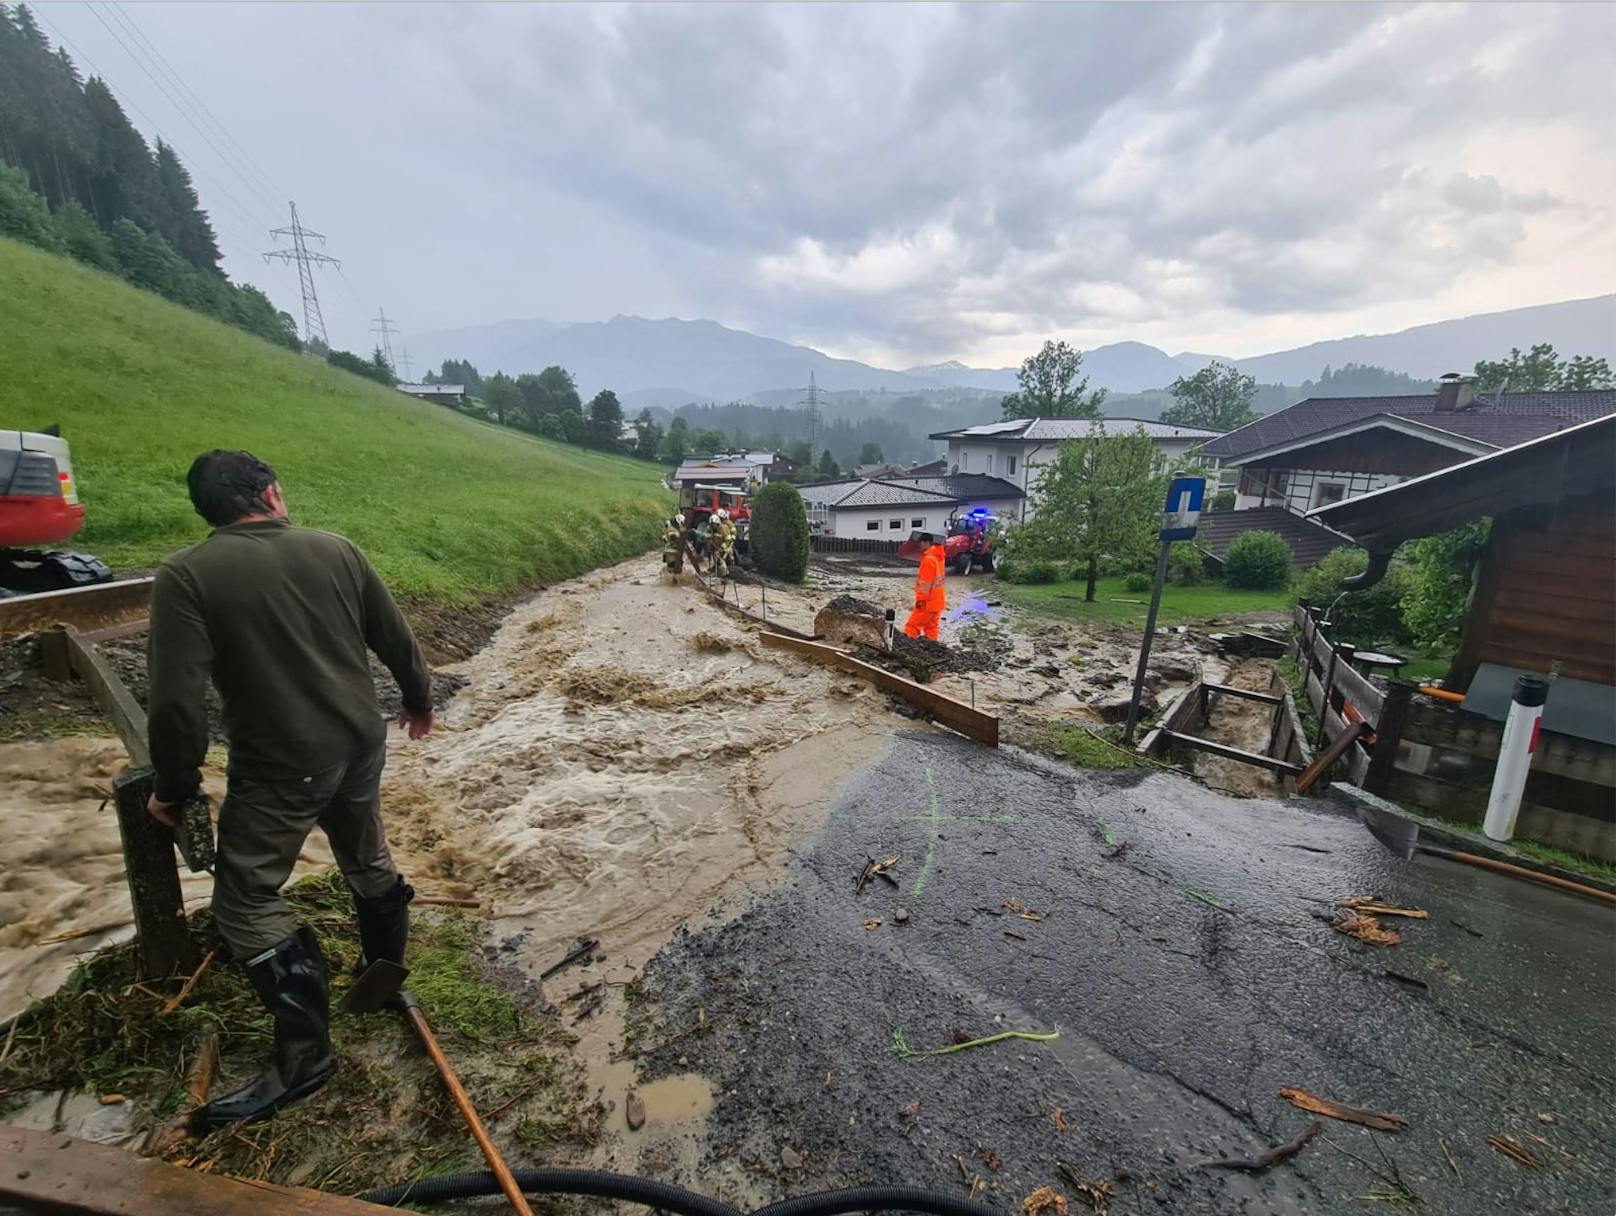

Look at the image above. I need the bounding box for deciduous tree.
[1000,339,1106,420]
[1162,362,1258,431]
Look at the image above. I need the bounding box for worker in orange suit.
[904,532,947,641]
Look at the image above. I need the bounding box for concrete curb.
[1326,783,1616,898]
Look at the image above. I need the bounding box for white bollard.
[1482,675,1550,842]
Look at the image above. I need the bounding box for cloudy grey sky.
[40,2,1616,367]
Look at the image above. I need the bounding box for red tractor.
[1,427,111,596]
[898,509,998,575]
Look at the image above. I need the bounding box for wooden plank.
[1160,730,1305,776]
[79,616,154,644]
[1328,658,1385,724]
[1296,722,1369,794]
[0,1126,398,1214]
[1495,586,1616,615]
[111,768,196,979]
[1204,682,1283,706]
[1140,681,1203,757]
[0,577,154,640]
[758,632,998,746]
[1364,681,1415,796]
[65,627,151,768]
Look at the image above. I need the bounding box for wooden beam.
[759,631,999,747]
[1160,730,1305,776]
[0,577,153,641]
[111,768,196,979]
[1203,682,1283,706]
[1363,680,1416,796]
[1296,721,1370,795]
[0,1126,398,1214]
[64,626,151,768]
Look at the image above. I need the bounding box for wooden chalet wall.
[1453,490,1616,690]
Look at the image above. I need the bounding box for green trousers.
[210,742,399,957]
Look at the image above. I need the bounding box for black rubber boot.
[191,926,335,1133]
[352,876,414,969]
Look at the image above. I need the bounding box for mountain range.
[408,293,1615,407]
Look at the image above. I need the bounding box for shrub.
[1123,572,1152,593]
[1224,530,1292,589]
[999,559,1059,584]
[1400,520,1490,649]
[1293,547,1412,645]
[1210,488,1237,512]
[1167,541,1205,586]
[750,483,808,581]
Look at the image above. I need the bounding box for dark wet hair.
[186,450,278,527]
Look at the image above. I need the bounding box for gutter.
[1341,548,1393,590]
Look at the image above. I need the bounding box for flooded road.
[635,732,1616,1214]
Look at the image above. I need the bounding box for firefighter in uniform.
[710,509,736,578]
[904,532,947,640]
[661,513,686,574]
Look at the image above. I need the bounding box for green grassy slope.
[0,238,671,600]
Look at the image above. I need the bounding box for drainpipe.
[1341,549,1393,590]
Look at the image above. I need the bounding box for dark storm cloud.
[47,2,1615,361]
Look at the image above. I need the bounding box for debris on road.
[894,1026,1061,1060]
[1440,1135,1461,1180]
[1022,1185,1068,1216]
[1344,897,1428,919]
[1198,1119,1322,1172]
[1331,907,1401,947]
[1488,1134,1544,1168]
[1055,1163,1111,1213]
[1003,898,1043,921]
[1280,1087,1408,1131]
[977,1146,1002,1172]
[540,937,600,980]
[856,855,900,893]
[780,1146,804,1169]
[1184,887,1229,910]
[894,907,910,924]
[864,919,881,932]
[1051,1107,1068,1133]
[625,1090,646,1131]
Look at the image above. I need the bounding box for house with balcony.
[927,417,1224,522]
[1194,376,1616,569]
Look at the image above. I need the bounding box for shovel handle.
[1436,849,1616,906]
[401,995,535,1216]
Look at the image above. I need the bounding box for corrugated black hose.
[356,1169,998,1216]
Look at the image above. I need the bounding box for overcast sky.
[39,2,1616,369]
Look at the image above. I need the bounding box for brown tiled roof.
[1195,507,1351,570]
[1200,391,1616,460]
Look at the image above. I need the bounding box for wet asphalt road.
[641,730,1615,1215]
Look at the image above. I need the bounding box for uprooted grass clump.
[0,869,593,1195]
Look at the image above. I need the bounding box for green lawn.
[1,238,672,601]
[996,574,1291,625]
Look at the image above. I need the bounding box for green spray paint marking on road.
[911,766,942,899]
[895,813,1018,824]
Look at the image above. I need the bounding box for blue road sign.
[1160,476,1206,541]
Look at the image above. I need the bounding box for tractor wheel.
[981,551,995,573]
[955,551,973,577]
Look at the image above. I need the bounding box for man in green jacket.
[146,450,435,1132]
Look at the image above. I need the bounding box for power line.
[34,9,272,246]
[798,371,825,468]
[263,202,339,348]
[83,2,279,229]
[102,2,287,205]
[370,307,401,371]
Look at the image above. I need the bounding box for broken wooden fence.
[1139,678,1309,784]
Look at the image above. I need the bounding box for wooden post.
[111,768,197,979]
[40,624,73,682]
[1364,679,1416,796]
[1315,639,1344,747]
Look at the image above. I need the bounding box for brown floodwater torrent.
[1190,657,1283,798]
[376,556,909,1180]
[0,738,334,1024]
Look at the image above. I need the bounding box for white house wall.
[828,504,958,538]
[948,435,1214,521]
[1234,467,1405,513]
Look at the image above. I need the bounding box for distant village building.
[396,383,468,408]
[1197,377,1616,569]
[797,474,1023,538]
[667,450,796,494]
[928,417,1224,522]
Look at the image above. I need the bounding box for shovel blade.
[1357,802,1420,862]
[343,959,410,1013]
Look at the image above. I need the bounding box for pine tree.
[153,140,220,272]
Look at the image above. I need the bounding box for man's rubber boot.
[190,927,335,1133]
[343,877,413,1013]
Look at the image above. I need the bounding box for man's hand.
[398,708,436,740]
[146,793,177,829]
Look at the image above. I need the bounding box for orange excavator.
[1,426,111,595]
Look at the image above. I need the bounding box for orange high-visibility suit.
[904,544,947,640]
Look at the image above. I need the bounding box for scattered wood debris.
[1488,1134,1543,1168]
[1331,907,1401,947]
[1051,1106,1068,1133]
[1344,897,1427,919]
[540,937,599,979]
[1004,930,1027,942]
[1199,1120,1321,1172]
[1055,1164,1110,1214]
[1280,1088,1407,1131]
[1003,898,1043,921]
[1439,1135,1461,1180]
[977,1146,1002,1173]
[856,855,900,894]
[864,919,881,932]
[1022,1185,1067,1216]
[902,1102,921,1117]
[1538,1112,1556,1124]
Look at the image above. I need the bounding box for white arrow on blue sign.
[1160,476,1206,541]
